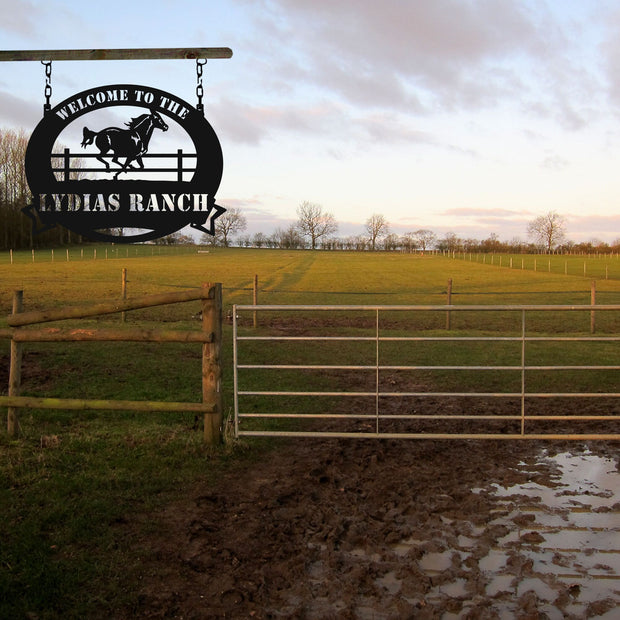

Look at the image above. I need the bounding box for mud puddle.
[393,449,620,618]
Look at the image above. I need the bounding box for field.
[1,247,619,618]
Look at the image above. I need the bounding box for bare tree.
[252,232,268,248]
[527,211,566,253]
[296,201,338,250]
[210,208,247,247]
[272,224,305,249]
[412,229,436,253]
[365,213,389,251]
[1,128,30,248]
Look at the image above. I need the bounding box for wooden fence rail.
[1,283,222,444]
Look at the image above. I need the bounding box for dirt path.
[123,436,619,619]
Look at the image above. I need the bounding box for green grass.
[3,248,620,318]
[1,246,619,617]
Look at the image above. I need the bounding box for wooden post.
[253,274,258,329]
[121,268,127,323]
[591,280,596,334]
[446,278,452,330]
[202,283,222,444]
[7,290,23,437]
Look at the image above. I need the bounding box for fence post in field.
[202,283,222,444]
[121,268,127,323]
[446,278,453,330]
[591,281,596,334]
[7,290,23,437]
[253,274,258,328]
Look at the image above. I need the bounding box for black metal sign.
[23,83,225,243]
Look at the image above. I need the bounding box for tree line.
[205,202,620,254]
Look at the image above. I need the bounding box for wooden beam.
[0,327,214,343]
[0,395,216,414]
[0,47,233,62]
[7,287,214,327]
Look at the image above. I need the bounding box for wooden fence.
[0,283,222,444]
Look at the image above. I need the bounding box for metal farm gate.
[233,304,620,440]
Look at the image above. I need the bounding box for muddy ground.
[124,432,620,619]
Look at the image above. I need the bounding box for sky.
[1,0,620,245]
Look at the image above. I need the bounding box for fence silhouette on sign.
[52,148,198,182]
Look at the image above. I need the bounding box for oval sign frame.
[24,84,225,243]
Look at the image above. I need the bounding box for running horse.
[81,109,168,179]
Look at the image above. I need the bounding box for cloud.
[541,154,569,171]
[0,90,42,127]
[233,0,609,139]
[440,207,529,219]
[566,213,620,241]
[0,0,41,36]
[238,0,550,111]
[209,97,340,144]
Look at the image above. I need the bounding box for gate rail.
[233,304,620,440]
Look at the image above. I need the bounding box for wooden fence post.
[121,268,127,323]
[202,283,222,444]
[7,290,23,436]
[446,278,452,330]
[253,274,258,328]
[591,280,596,334]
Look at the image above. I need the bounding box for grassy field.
[1,247,619,618]
[3,246,620,314]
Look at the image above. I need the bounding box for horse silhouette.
[81,109,168,179]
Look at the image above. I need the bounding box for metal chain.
[196,58,207,112]
[42,60,52,114]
